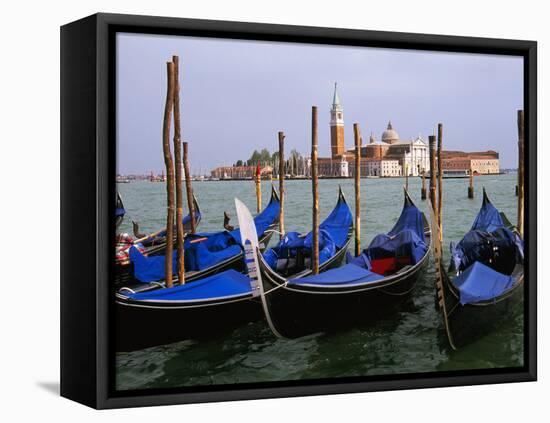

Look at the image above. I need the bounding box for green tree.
[248,150,261,166]
[259,148,271,164]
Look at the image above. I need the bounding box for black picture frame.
[60,12,537,409]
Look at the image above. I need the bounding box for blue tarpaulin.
[453,261,514,305]
[470,198,504,233]
[263,194,351,270]
[367,230,427,265]
[362,200,427,265]
[126,269,252,302]
[130,195,279,282]
[318,196,353,248]
[289,262,383,286]
[451,227,520,275]
[290,197,427,286]
[451,193,523,275]
[388,201,425,243]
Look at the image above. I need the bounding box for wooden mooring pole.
[468,163,474,199]
[405,163,409,192]
[172,56,185,284]
[162,62,176,288]
[353,123,362,257]
[278,131,285,239]
[437,123,443,237]
[517,110,524,237]
[255,164,262,213]
[311,106,319,275]
[421,170,427,200]
[428,135,437,216]
[183,142,196,234]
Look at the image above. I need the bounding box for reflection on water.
[115,174,524,390]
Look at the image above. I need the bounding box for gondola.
[434,188,524,349]
[115,188,352,351]
[254,188,431,338]
[115,186,280,289]
[114,194,202,285]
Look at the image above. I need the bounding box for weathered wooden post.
[421,170,427,200]
[172,56,185,284]
[278,131,285,239]
[517,110,524,237]
[437,123,443,236]
[311,106,319,275]
[468,163,474,199]
[405,163,409,192]
[162,61,176,288]
[428,135,437,216]
[353,123,362,257]
[182,142,196,234]
[255,164,262,213]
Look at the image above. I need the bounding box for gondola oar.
[235,198,284,338]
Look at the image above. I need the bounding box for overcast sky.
[116,32,523,174]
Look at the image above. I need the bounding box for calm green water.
[115,174,523,390]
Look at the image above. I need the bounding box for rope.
[263,281,289,295]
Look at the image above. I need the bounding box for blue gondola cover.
[451,227,521,275]
[126,269,252,301]
[264,195,352,270]
[470,199,504,233]
[453,261,514,305]
[130,196,279,282]
[362,201,427,265]
[388,201,425,243]
[367,229,427,265]
[289,262,383,286]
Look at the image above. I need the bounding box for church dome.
[381,121,399,143]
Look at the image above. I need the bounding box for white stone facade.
[400,137,429,176]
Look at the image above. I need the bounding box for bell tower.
[330,82,345,158]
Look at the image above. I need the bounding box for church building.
[318,83,429,177]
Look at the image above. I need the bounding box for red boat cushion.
[371,257,396,275]
[371,256,412,276]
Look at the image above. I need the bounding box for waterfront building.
[210,165,273,179]
[441,151,500,174]
[209,84,500,178]
[348,158,402,177]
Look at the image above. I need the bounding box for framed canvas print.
[60,13,537,409]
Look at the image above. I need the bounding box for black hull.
[258,194,430,339]
[261,246,428,338]
[434,190,525,349]
[439,263,524,348]
[115,295,262,352]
